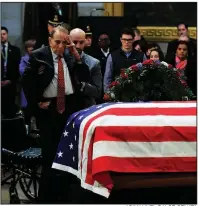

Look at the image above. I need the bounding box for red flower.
[120,68,125,74]
[130,65,139,71]
[109,81,120,88]
[142,59,154,65]
[121,73,128,79]
[168,64,173,69]
[103,94,110,101]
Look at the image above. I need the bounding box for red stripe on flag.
[91,156,196,191]
[91,107,196,116]
[92,156,197,174]
[94,126,196,142]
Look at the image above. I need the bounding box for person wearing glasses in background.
[104,28,146,92]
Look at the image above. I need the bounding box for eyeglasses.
[121,38,133,42]
[73,40,85,45]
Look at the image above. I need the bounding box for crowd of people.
[1,13,197,203]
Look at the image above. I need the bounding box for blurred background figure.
[166,40,196,95]
[133,39,147,54]
[165,22,196,62]
[34,13,63,49]
[1,26,21,118]
[19,39,36,122]
[132,28,147,44]
[84,25,93,55]
[92,32,113,103]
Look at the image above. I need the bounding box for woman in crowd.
[19,39,36,120]
[146,42,164,61]
[166,40,196,95]
[149,48,164,61]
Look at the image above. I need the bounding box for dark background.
[124,2,197,26]
[23,2,197,50]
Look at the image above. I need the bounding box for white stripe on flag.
[52,163,78,176]
[87,115,196,127]
[93,141,196,159]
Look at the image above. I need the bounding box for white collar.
[101,48,110,54]
[50,48,63,61]
[2,42,8,48]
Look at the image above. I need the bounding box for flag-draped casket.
[52,101,196,198]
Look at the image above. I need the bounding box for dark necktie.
[2,44,6,60]
[56,56,65,114]
[2,44,7,78]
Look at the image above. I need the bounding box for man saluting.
[22,26,94,203]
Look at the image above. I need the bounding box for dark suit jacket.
[22,46,92,114]
[1,43,21,100]
[80,52,102,106]
[92,47,112,77]
[1,43,21,82]
[165,38,197,62]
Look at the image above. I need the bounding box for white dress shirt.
[101,48,110,57]
[43,51,74,98]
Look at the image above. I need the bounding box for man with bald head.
[68,28,102,107]
[22,26,94,203]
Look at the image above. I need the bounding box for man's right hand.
[38,101,51,109]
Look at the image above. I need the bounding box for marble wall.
[1,2,25,51]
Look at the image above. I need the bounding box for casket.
[52,101,196,198]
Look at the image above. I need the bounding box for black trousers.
[37,94,83,204]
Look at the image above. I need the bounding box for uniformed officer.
[34,13,63,49]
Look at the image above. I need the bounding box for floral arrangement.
[104,59,195,102]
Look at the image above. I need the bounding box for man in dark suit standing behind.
[1,26,21,118]
[92,33,112,103]
[165,22,196,62]
[22,26,94,203]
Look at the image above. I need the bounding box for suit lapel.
[44,47,55,69]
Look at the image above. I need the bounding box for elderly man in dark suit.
[1,26,21,118]
[22,26,101,203]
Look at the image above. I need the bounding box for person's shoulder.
[84,53,100,65]
[110,48,121,57]
[32,46,49,56]
[8,43,20,52]
[189,38,196,44]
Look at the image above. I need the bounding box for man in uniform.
[34,13,63,49]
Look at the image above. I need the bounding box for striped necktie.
[56,56,65,114]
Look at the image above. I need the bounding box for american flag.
[52,101,196,198]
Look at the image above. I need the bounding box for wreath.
[104,59,195,102]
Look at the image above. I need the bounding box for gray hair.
[49,26,68,38]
